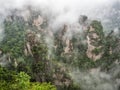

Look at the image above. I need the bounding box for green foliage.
[1,13,120,90]
[12,72,30,90]
[0,18,25,58]
[32,44,48,61]
[29,82,56,90]
[0,66,16,90]
[90,20,104,39]
[92,48,102,55]
[0,66,56,90]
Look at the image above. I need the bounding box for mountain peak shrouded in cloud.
[0,0,119,30]
[0,0,120,90]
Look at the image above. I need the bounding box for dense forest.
[0,6,120,90]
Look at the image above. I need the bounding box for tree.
[0,66,57,90]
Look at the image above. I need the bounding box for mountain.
[0,7,120,90]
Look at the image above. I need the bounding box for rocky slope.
[0,7,120,90]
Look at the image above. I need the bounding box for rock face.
[1,7,120,90]
[62,25,73,54]
[0,8,111,64]
[54,19,105,61]
[86,21,104,61]
[24,13,105,62]
[33,15,43,27]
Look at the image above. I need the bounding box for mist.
[0,0,117,47]
[0,0,120,90]
[0,0,119,30]
[69,66,120,90]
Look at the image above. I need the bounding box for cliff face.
[1,8,120,59]
[1,8,120,64]
[0,8,120,89]
[86,21,104,61]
